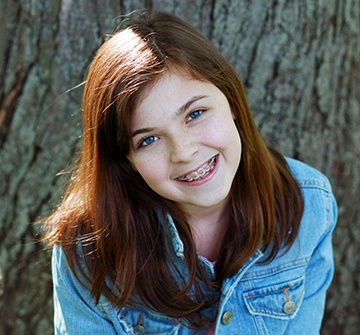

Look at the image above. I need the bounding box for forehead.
[137,67,193,99]
[131,71,184,127]
[131,70,213,124]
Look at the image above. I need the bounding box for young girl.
[45,11,337,335]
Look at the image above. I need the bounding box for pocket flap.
[243,276,305,320]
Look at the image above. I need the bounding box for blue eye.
[187,110,203,121]
[141,136,157,147]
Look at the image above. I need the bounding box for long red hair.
[44,11,304,328]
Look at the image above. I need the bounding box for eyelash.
[138,135,159,148]
[186,109,205,122]
[137,109,206,148]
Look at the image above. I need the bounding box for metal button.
[283,301,297,314]
[221,311,233,325]
[133,314,146,334]
[133,324,146,335]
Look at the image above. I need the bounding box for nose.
[169,135,198,163]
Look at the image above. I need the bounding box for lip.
[175,154,219,186]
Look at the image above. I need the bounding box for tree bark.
[0,0,358,334]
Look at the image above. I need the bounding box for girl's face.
[127,70,242,216]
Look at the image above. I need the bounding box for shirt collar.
[165,214,185,259]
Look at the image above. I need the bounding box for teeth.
[198,168,205,176]
[178,156,216,182]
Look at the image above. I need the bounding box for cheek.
[132,156,166,187]
[203,119,240,146]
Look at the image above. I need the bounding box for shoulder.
[52,244,115,312]
[52,244,87,292]
[285,157,332,192]
[285,157,337,243]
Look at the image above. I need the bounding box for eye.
[139,135,158,148]
[187,109,204,122]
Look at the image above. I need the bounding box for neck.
[184,200,230,262]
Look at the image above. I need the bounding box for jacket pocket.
[117,307,179,334]
[243,276,305,320]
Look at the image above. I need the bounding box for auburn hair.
[43,11,304,328]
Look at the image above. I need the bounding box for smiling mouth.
[177,156,217,182]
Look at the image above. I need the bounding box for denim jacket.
[52,158,337,334]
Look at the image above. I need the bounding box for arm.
[52,245,122,335]
[285,192,338,334]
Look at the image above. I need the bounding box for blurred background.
[0,0,359,334]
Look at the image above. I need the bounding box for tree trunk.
[0,0,358,334]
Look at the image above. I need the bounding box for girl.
[45,11,337,335]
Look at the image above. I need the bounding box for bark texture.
[0,0,359,334]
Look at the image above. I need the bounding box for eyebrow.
[176,95,208,116]
[131,95,208,138]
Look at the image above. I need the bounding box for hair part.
[43,11,303,328]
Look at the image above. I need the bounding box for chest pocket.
[243,276,305,320]
[117,307,180,334]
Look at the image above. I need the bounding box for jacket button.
[283,301,297,314]
[133,324,146,335]
[221,311,233,325]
